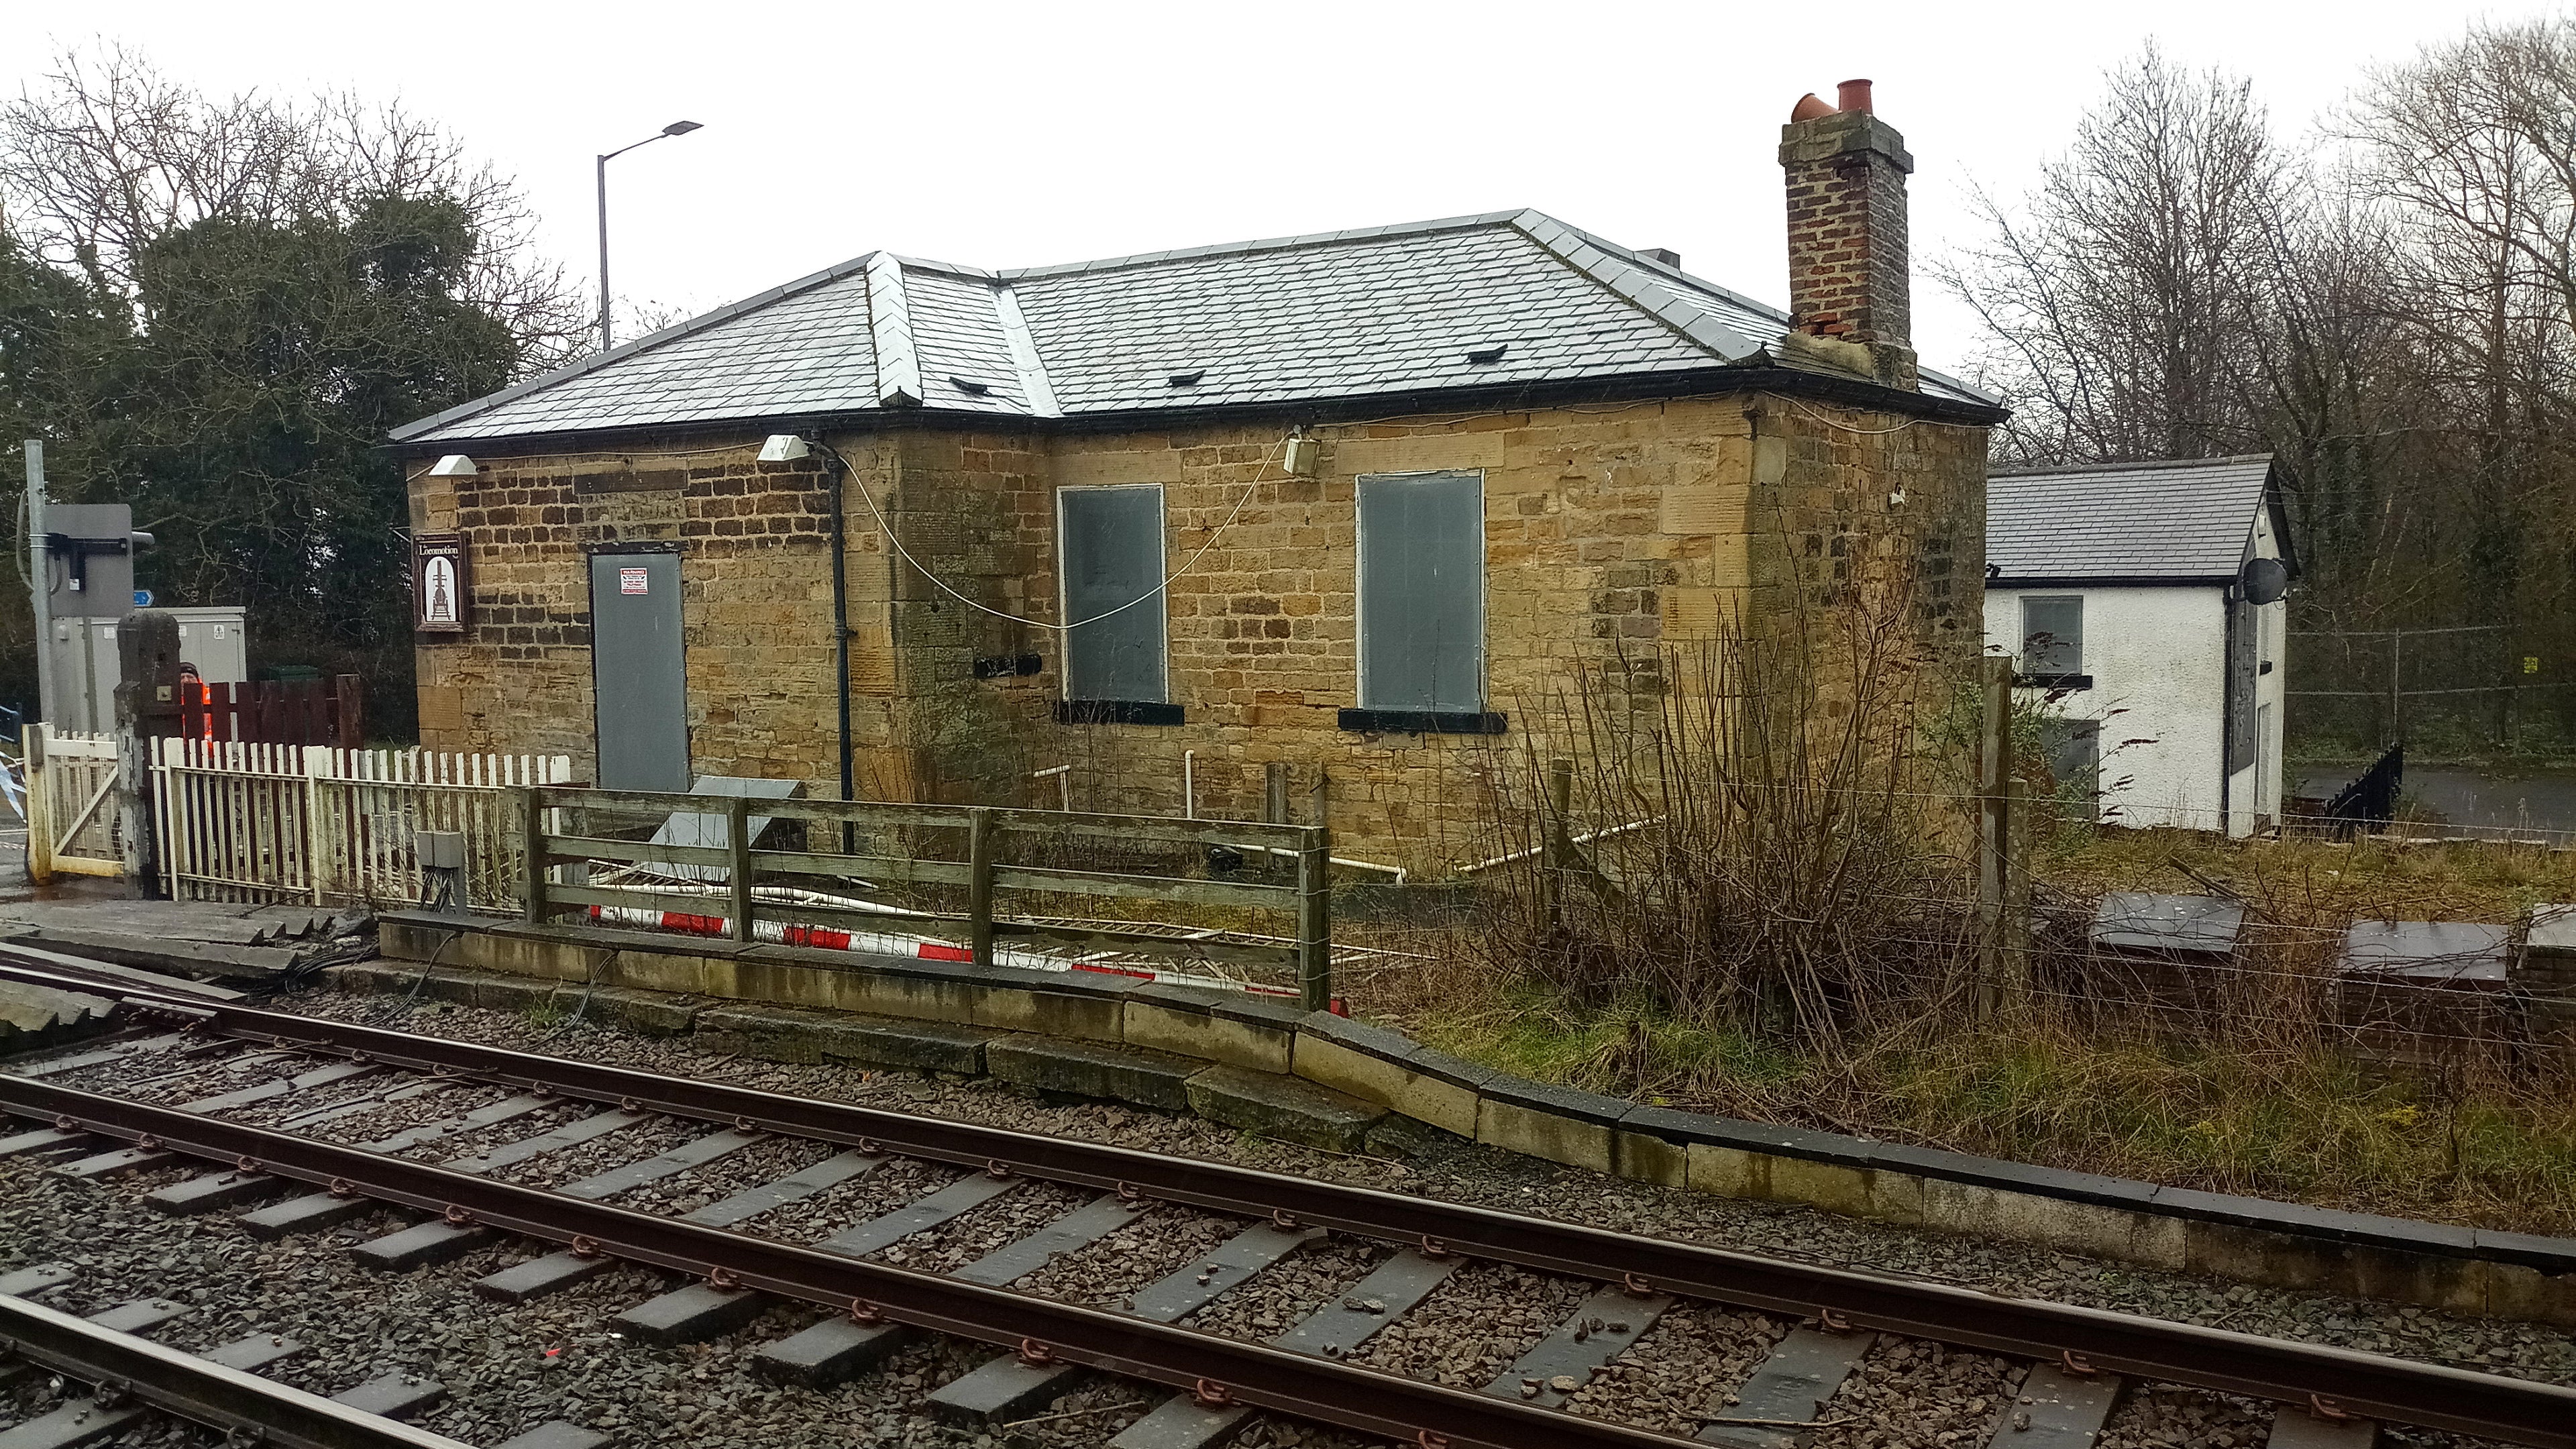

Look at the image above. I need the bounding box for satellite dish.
[2241,557,2290,605]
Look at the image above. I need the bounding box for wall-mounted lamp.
[757,434,813,462]
[427,455,478,477]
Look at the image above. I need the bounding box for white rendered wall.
[1986,585,2231,833]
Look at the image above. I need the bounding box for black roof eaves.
[390,251,884,443]
[386,360,2000,460]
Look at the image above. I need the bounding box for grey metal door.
[588,551,689,792]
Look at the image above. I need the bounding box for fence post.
[334,675,364,749]
[1976,655,2021,1015]
[727,794,754,945]
[1265,761,1287,826]
[24,725,51,886]
[1297,824,1333,1013]
[967,806,996,969]
[301,746,329,906]
[1541,757,1573,934]
[522,785,547,924]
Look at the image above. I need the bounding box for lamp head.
[427,454,478,478]
[758,434,812,462]
[663,120,704,137]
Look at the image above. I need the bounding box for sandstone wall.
[408,390,1985,871]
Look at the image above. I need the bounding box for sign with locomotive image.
[413,532,468,634]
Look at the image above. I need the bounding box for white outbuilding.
[1984,455,2295,838]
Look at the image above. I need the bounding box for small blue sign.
[132,590,152,608]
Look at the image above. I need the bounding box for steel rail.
[1,1073,1679,1449]
[0,1289,475,1449]
[11,959,2576,1447]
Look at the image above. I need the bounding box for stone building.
[393,85,2002,870]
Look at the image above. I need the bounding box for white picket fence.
[150,738,573,906]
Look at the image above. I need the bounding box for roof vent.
[949,376,992,396]
[1642,248,1681,268]
[1464,343,1509,366]
[1167,369,1205,387]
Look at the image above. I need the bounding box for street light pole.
[595,120,704,353]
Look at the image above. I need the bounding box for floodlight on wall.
[758,434,812,462]
[427,454,478,477]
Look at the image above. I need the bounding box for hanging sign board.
[413,532,469,635]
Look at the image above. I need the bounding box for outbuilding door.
[588,550,689,792]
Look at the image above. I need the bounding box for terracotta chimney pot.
[1789,93,1834,123]
[1837,78,1874,113]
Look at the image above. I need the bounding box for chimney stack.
[1780,78,1917,390]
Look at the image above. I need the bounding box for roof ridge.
[996,209,1532,282]
[1505,210,1766,364]
[863,253,922,409]
[388,252,883,443]
[1991,453,2275,478]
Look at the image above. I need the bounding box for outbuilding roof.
[394,209,1995,447]
[1986,455,2282,586]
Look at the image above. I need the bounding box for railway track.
[1,954,2570,1449]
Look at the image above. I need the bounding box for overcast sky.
[4,1,2564,374]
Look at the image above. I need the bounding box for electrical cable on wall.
[807,430,1294,634]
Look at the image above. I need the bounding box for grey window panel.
[2021,595,2083,676]
[1358,472,1487,713]
[1059,485,1169,704]
[588,552,690,792]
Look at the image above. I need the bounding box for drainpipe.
[820,442,855,843]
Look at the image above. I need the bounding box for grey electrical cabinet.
[42,606,248,733]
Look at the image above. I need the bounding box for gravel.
[15,982,2569,1448]
[272,991,2576,1391]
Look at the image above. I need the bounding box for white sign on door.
[620,568,649,596]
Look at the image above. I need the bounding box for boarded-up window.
[1357,471,1485,712]
[1059,485,1167,703]
[2021,596,2084,676]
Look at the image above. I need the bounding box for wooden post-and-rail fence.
[521,784,1337,1010]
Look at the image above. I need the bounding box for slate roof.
[394,209,1996,446]
[1987,455,2279,584]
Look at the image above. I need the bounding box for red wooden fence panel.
[175,676,365,747]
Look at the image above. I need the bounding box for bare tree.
[1938,45,2284,464]
[0,45,588,370]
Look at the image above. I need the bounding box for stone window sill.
[1338,708,1507,736]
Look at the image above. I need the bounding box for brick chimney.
[1780,78,1917,390]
